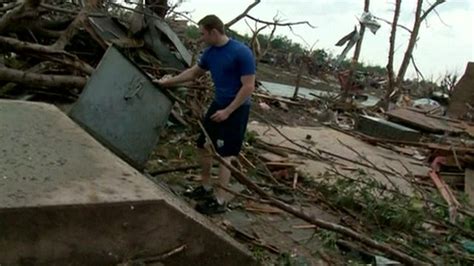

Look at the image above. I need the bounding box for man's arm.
[210,74,255,122]
[158,65,206,87]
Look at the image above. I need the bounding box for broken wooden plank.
[245,202,284,214]
[465,168,474,207]
[387,108,464,134]
[292,224,318,229]
[355,131,474,153]
[259,152,286,162]
[239,153,256,169]
[429,169,461,222]
[254,140,290,157]
[265,162,301,168]
[254,93,304,106]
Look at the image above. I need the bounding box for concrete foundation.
[0,100,255,265]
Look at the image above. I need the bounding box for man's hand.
[154,74,173,87]
[211,109,231,122]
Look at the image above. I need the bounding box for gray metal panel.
[69,46,172,169]
[143,9,187,70]
[153,17,192,66]
[88,16,128,42]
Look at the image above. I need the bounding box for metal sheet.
[144,27,186,70]
[143,8,186,70]
[88,16,128,43]
[69,46,172,169]
[153,17,192,66]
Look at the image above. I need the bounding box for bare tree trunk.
[351,0,370,65]
[0,67,87,88]
[396,0,422,85]
[396,0,445,84]
[261,24,277,59]
[383,0,402,110]
[346,0,370,104]
[247,24,267,62]
[293,59,303,100]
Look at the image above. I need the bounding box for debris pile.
[2,1,474,265]
[151,60,474,264]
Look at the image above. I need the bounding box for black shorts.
[197,101,250,157]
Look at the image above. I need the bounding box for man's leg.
[198,146,213,189]
[215,156,233,204]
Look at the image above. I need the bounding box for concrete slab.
[248,123,429,194]
[356,115,421,142]
[0,100,255,265]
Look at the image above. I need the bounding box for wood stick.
[131,244,186,264]
[254,92,304,105]
[148,164,200,175]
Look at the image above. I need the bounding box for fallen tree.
[0,66,87,88]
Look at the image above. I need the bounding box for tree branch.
[0,2,20,12]
[420,0,446,21]
[246,14,315,28]
[261,23,277,59]
[0,66,87,88]
[410,55,425,80]
[51,8,87,50]
[39,3,78,14]
[225,0,261,28]
[373,15,412,33]
[0,36,94,74]
[31,25,64,38]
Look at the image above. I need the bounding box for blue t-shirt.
[198,39,256,106]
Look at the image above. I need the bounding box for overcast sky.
[175,0,474,81]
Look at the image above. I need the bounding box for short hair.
[198,15,225,34]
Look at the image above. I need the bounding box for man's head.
[198,15,226,46]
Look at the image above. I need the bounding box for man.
[158,15,256,215]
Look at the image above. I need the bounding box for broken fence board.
[387,108,464,134]
[465,168,474,207]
